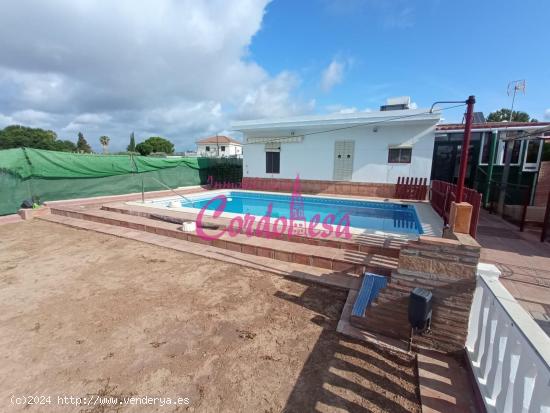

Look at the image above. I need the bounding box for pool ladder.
[140,175,195,207]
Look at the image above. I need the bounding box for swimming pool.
[145,191,423,236]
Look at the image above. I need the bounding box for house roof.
[231,108,441,132]
[196,135,242,145]
[436,121,550,133]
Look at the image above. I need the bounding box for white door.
[333,140,354,181]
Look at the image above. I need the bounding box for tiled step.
[101,202,404,257]
[49,206,399,276]
[40,214,361,291]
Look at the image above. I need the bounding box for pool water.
[152,191,423,236]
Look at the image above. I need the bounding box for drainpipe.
[485,130,498,207]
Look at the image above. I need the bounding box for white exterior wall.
[242,122,436,183]
[197,143,242,157]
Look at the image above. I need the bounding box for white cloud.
[0,0,311,151]
[321,59,346,92]
[237,72,314,119]
[545,109,550,120]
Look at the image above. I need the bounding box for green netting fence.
[0,148,242,215]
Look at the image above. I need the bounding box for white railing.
[467,264,550,413]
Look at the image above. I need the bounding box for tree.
[127,132,136,152]
[486,108,537,123]
[0,125,76,152]
[76,132,92,153]
[55,140,77,152]
[99,136,110,154]
[135,136,174,156]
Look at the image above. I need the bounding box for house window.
[523,139,543,172]
[205,146,210,152]
[266,151,280,174]
[479,133,492,165]
[221,146,225,152]
[497,139,522,165]
[388,147,412,164]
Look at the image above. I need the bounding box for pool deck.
[477,209,550,334]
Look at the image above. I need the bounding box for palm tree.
[99,135,110,154]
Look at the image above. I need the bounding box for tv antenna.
[498,79,526,214]
[506,79,526,122]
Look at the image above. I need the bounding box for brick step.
[391,277,476,298]
[377,284,473,313]
[368,293,469,332]
[362,310,467,345]
[414,331,467,351]
[101,203,404,257]
[391,271,476,290]
[350,315,409,339]
[40,214,361,291]
[50,206,398,276]
[371,292,470,326]
[352,300,467,342]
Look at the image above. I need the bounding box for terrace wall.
[396,233,481,352]
[241,177,395,198]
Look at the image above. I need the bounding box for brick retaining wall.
[241,177,395,198]
[535,161,550,206]
[397,233,480,352]
[354,232,481,353]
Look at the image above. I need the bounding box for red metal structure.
[430,180,482,238]
[455,95,476,203]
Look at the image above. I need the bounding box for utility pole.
[497,80,526,214]
[455,96,476,203]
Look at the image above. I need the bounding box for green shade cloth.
[0,148,241,215]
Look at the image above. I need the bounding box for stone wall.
[241,177,396,198]
[356,232,481,353]
[396,233,480,353]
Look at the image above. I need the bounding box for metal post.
[456,96,476,203]
[498,80,525,214]
[141,176,145,203]
[484,131,498,207]
[541,191,550,242]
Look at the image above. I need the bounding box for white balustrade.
[467,264,550,413]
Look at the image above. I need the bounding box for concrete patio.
[477,209,550,334]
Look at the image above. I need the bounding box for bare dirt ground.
[0,219,420,413]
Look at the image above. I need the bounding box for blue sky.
[250,0,550,123]
[0,0,548,151]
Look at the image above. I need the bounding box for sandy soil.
[0,219,420,413]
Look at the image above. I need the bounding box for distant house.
[196,135,242,158]
[232,97,441,196]
[432,121,550,204]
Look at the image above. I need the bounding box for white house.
[231,103,440,190]
[196,135,243,158]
